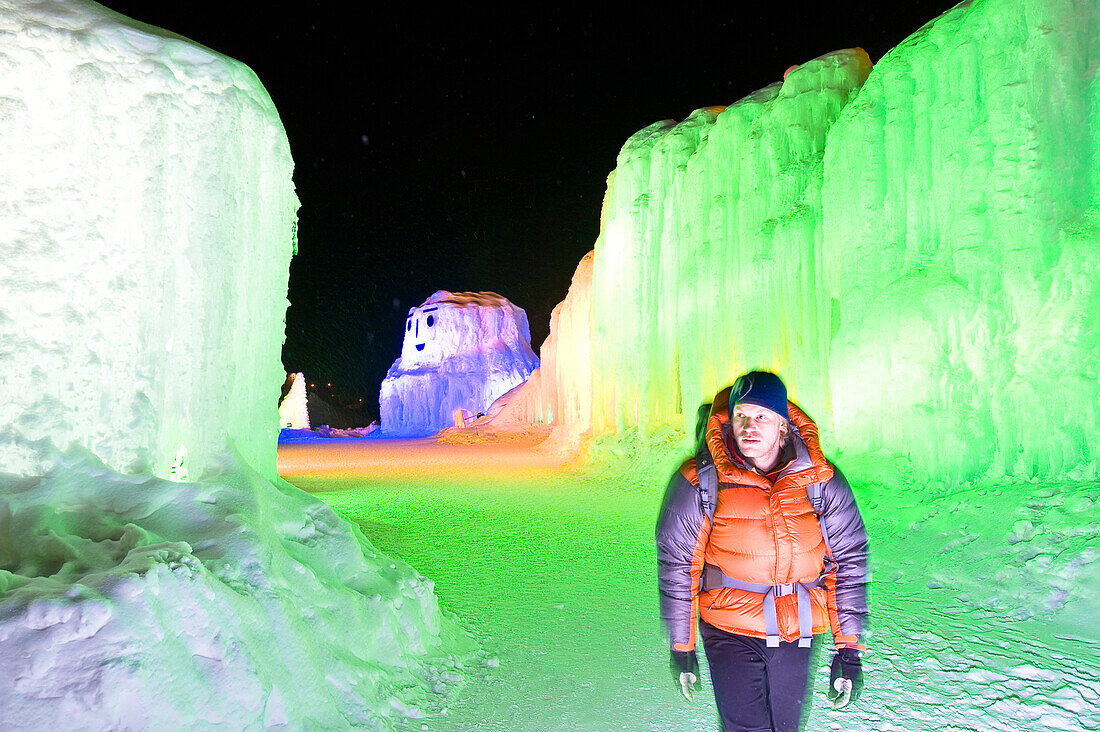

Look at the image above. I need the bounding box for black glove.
[827,647,863,709]
[670,650,701,701]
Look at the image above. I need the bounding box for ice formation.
[822,0,1100,481]
[0,2,468,727]
[480,251,593,453]
[380,290,540,436]
[0,0,296,482]
[533,0,1099,481]
[278,372,310,429]
[535,251,594,431]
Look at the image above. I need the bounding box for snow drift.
[0,447,468,730]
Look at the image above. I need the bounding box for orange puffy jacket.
[656,387,868,652]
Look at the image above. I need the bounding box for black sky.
[103,2,959,421]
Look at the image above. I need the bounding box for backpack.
[693,438,835,648]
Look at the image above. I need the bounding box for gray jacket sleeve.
[655,469,708,652]
[820,465,870,646]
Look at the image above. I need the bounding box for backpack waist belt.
[700,564,826,648]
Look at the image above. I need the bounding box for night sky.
[104,2,958,422]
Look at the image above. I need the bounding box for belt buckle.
[774,582,795,597]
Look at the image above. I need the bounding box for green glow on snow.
[291,455,1100,731]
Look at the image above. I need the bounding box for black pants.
[700,619,814,732]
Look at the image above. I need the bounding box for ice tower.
[0,0,296,481]
[279,372,311,429]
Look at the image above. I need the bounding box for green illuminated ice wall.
[576,0,1099,481]
[591,50,871,435]
[823,0,1099,480]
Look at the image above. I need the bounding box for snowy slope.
[0,446,473,730]
[845,460,1099,732]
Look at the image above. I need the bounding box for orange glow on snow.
[278,436,577,482]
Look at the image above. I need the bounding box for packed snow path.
[279,440,1099,731]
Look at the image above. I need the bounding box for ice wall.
[380,290,539,436]
[545,0,1098,481]
[0,0,297,480]
[537,250,594,430]
[823,0,1100,480]
[0,3,472,727]
[588,50,872,434]
[469,251,594,447]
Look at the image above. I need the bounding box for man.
[656,371,869,731]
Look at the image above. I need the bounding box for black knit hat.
[729,371,790,421]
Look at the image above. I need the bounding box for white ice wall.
[0,1,298,479]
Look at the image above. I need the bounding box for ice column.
[279,372,310,429]
[0,0,298,479]
[538,251,595,431]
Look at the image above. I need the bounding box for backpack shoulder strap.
[807,481,835,559]
[696,444,718,523]
[807,481,825,515]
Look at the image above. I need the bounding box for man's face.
[731,403,786,463]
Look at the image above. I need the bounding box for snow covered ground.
[280,438,1099,731]
[0,447,472,730]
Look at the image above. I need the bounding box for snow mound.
[0,447,472,730]
[845,463,1100,732]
